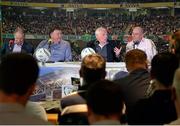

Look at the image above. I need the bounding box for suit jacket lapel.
[107,42,112,61]
[21,42,26,53]
[9,43,14,52]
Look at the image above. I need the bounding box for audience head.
[49,26,62,42]
[79,54,106,85]
[14,27,25,44]
[95,27,108,44]
[0,53,39,100]
[125,49,148,72]
[87,80,123,124]
[132,26,144,42]
[151,52,179,87]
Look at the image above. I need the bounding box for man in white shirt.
[1,27,34,56]
[126,27,157,63]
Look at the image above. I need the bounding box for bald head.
[14,27,24,44]
[132,27,144,42]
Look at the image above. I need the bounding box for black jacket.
[128,90,177,125]
[114,68,151,110]
[87,40,121,62]
[1,41,34,57]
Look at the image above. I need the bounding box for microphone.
[48,39,52,44]
[9,40,14,50]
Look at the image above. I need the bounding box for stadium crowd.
[2,11,180,36]
[1,1,180,125]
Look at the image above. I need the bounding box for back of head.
[125,49,147,72]
[151,52,179,87]
[87,80,123,117]
[0,53,39,95]
[80,54,106,85]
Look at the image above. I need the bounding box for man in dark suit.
[87,27,121,62]
[114,49,150,112]
[128,52,178,125]
[1,27,34,57]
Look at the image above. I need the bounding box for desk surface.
[38,100,61,111]
[39,62,126,69]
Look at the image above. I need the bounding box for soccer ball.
[34,48,51,62]
[81,47,96,59]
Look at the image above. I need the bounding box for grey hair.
[95,27,107,36]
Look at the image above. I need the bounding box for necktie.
[133,41,140,49]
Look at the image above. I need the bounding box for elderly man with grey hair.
[87,27,122,62]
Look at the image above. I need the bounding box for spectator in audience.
[128,52,178,125]
[170,68,180,124]
[87,80,123,125]
[1,27,34,57]
[126,27,157,63]
[0,53,49,124]
[59,54,106,124]
[87,27,122,62]
[35,26,72,62]
[114,49,150,113]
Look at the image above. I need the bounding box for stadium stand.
[4,0,175,3]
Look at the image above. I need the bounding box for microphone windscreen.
[48,39,52,43]
[9,40,14,45]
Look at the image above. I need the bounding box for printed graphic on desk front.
[29,66,80,101]
[29,62,126,101]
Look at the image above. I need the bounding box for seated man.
[126,26,157,63]
[87,27,121,62]
[87,80,124,125]
[114,49,150,112]
[59,54,106,124]
[35,26,72,62]
[1,27,34,57]
[128,52,178,125]
[0,53,49,124]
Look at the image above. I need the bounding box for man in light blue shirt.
[36,27,72,62]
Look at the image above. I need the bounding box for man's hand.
[114,47,122,57]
